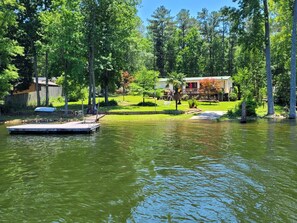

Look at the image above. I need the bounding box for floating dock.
[7,121,100,134]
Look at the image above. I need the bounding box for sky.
[137,0,237,25]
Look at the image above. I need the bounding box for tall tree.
[197,9,221,76]
[96,0,140,103]
[81,0,98,110]
[290,0,297,119]
[148,6,174,77]
[13,0,51,106]
[263,0,274,115]
[40,0,86,114]
[234,0,274,106]
[0,0,23,99]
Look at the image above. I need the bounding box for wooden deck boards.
[7,121,100,134]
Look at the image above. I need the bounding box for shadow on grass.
[197,102,219,106]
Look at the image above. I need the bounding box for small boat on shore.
[34,107,56,113]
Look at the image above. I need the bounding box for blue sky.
[137,0,237,25]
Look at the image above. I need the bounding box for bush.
[99,99,118,107]
[188,99,199,108]
[137,101,157,106]
[227,109,236,118]
[229,92,237,101]
[235,99,257,117]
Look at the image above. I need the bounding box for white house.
[156,76,233,100]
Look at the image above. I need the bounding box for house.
[156,76,233,101]
[5,77,63,106]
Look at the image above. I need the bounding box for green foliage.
[231,98,257,117]
[167,72,185,110]
[148,6,175,77]
[137,101,157,107]
[0,65,19,99]
[0,0,24,99]
[95,0,140,102]
[56,76,87,102]
[134,68,159,102]
[143,89,163,99]
[234,47,266,103]
[50,96,64,104]
[99,99,118,107]
[229,92,238,101]
[188,99,199,108]
[135,68,159,90]
[129,83,143,95]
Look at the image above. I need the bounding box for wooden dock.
[7,121,100,134]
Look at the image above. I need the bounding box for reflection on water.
[0,119,297,222]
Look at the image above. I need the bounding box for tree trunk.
[64,61,69,115]
[290,0,297,119]
[88,73,92,106]
[263,0,274,116]
[45,50,49,106]
[104,84,109,104]
[33,49,40,107]
[89,42,96,109]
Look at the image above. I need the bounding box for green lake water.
[0,119,297,222]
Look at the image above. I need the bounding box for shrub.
[99,99,118,107]
[188,99,199,108]
[227,109,236,118]
[229,92,237,101]
[137,101,157,106]
[155,89,164,99]
[235,99,257,117]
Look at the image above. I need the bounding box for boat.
[34,107,56,113]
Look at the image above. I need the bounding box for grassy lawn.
[51,95,241,113]
[256,103,286,117]
[2,95,287,123]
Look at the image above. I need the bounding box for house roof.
[158,76,232,82]
[33,77,59,86]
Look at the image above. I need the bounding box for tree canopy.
[1,0,297,117]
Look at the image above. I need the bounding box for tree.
[81,0,99,110]
[290,0,297,119]
[234,0,274,114]
[263,0,274,115]
[167,72,185,111]
[40,0,86,114]
[176,27,204,76]
[148,6,175,77]
[176,9,197,50]
[96,0,140,103]
[0,0,23,99]
[198,78,221,101]
[121,71,134,101]
[12,0,52,106]
[269,1,292,106]
[197,9,221,76]
[134,68,159,103]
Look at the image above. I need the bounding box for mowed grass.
[256,103,286,117]
[52,95,241,113]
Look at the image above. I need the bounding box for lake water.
[0,119,297,222]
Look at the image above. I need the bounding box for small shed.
[5,77,63,106]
